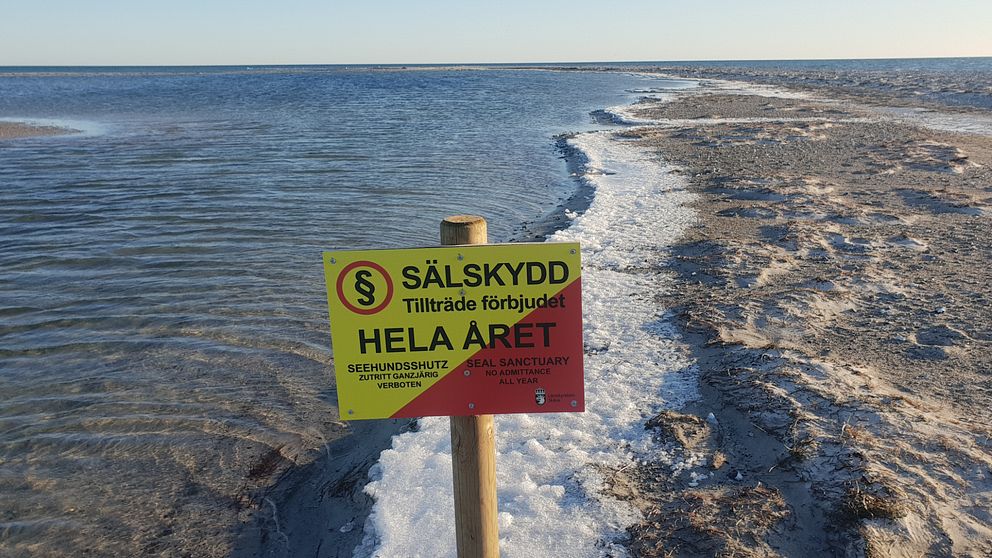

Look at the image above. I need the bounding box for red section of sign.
[391,278,584,418]
[336,260,394,315]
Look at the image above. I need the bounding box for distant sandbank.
[0,121,77,139]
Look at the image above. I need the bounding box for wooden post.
[441,215,499,558]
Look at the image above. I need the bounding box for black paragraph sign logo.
[354,269,376,307]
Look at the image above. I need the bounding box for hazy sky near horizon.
[1,0,989,65]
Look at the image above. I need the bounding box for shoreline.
[350,122,700,557]
[233,134,604,558]
[511,135,597,242]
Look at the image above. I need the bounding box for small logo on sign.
[535,388,546,406]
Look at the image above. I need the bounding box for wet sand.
[608,84,992,555]
[0,121,76,139]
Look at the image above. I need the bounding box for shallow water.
[0,67,679,556]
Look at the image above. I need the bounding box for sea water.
[0,66,678,556]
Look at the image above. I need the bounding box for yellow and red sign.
[323,243,583,420]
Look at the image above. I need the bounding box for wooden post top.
[441,215,487,246]
[442,214,486,225]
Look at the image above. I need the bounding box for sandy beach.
[0,121,76,139]
[600,76,992,556]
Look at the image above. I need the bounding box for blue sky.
[1,0,989,65]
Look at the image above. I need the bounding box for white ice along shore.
[352,128,701,557]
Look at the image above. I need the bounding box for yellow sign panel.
[323,243,584,420]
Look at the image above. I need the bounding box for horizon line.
[1,54,990,68]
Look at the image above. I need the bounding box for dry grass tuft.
[628,485,790,557]
[711,452,728,470]
[787,428,820,460]
[840,422,872,444]
[842,477,909,521]
[646,410,713,450]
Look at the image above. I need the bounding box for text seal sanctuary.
[323,242,584,420]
